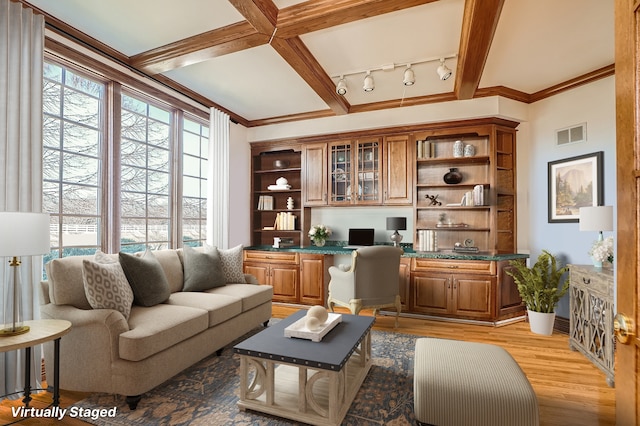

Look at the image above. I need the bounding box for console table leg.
[22,346,32,407]
[53,337,61,407]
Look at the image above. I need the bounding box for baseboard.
[554,315,569,334]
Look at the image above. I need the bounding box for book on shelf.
[257,195,274,210]
[416,140,435,159]
[273,211,297,230]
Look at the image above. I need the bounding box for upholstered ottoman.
[414,338,539,426]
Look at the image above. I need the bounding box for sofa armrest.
[40,303,130,393]
[244,273,259,284]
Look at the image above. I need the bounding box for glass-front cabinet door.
[329,139,381,205]
[355,138,381,204]
[329,141,352,204]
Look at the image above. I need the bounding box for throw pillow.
[82,259,134,319]
[214,244,246,283]
[119,250,171,307]
[182,245,226,291]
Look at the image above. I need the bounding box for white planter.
[527,309,556,336]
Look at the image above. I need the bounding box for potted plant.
[506,250,569,335]
[308,224,332,247]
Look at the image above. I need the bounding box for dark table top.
[234,309,375,371]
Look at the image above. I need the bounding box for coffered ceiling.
[25,0,614,127]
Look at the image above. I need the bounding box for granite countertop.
[244,244,529,261]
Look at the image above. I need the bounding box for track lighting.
[363,71,374,92]
[336,76,347,95]
[403,65,415,86]
[436,58,452,81]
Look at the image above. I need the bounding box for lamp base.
[0,325,30,337]
[390,231,403,247]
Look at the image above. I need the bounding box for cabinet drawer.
[412,258,495,275]
[570,268,612,296]
[243,250,299,264]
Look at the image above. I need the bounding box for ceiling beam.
[270,36,350,115]
[276,0,438,38]
[130,22,268,75]
[454,0,505,100]
[228,0,278,34]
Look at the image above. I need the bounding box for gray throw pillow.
[119,250,171,307]
[183,245,226,291]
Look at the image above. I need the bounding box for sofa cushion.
[182,245,226,291]
[119,250,171,307]
[82,259,134,319]
[206,283,273,311]
[152,249,184,293]
[119,304,208,362]
[166,292,242,327]
[46,255,95,309]
[216,244,246,283]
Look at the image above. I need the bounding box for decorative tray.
[284,313,342,342]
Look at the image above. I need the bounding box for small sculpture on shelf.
[425,194,441,206]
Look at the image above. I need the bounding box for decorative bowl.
[273,160,289,169]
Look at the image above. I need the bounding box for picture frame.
[548,151,603,223]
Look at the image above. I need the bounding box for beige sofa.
[39,247,272,409]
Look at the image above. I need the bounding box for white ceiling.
[27,0,615,124]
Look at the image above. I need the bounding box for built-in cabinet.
[414,121,517,253]
[569,264,615,387]
[302,135,412,207]
[251,145,311,247]
[407,257,523,322]
[243,250,333,306]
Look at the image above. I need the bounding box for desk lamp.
[0,212,50,336]
[386,217,407,247]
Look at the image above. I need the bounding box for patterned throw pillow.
[212,244,246,283]
[82,259,134,319]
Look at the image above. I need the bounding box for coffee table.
[234,310,375,425]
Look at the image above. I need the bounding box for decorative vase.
[314,239,325,247]
[527,309,556,336]
[592,258,603,268]
[287,197,294,210]
[443,168,463,184]
[453,140,464,158]
[464,144,475,157]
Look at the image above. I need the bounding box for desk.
[0,319,71,407]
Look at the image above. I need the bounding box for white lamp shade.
[0,212,51,257]
[579,206,613,232]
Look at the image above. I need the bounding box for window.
[182,117,209,247]
[43,62,105,261]
[120,93,172,252]
[42,58,210,261]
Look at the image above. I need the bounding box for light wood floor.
[0,305,616,426]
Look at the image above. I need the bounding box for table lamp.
[386,217,407,247]
[579,206,614,241]
[0,212,50,336]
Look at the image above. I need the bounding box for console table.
[0,319,71,406]
[568,264,615,387]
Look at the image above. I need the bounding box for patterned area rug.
[73,327,418,425]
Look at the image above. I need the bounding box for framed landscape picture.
[548,151,603,223]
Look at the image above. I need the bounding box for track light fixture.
[336,76,347,95]
[363,71,374,92]
[403,65,415,86]
[436,58,452,81]
[331,54,456,95]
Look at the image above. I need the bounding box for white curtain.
[0,0,45,397]
[208,108,230,248]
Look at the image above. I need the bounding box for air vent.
[556,123,586,145]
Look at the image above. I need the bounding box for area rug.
[72,328,418,425]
